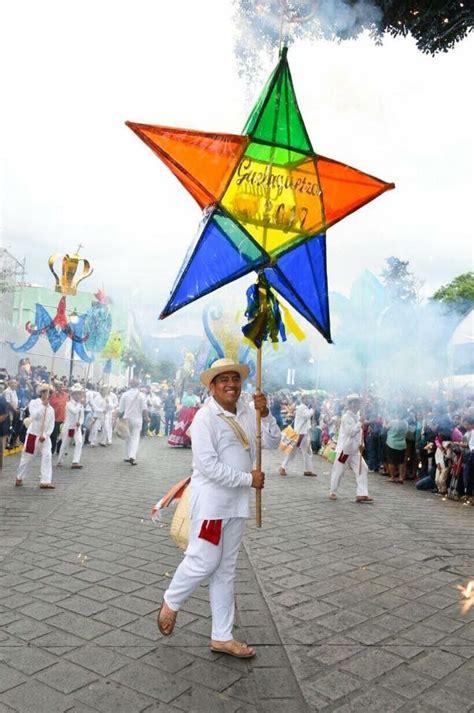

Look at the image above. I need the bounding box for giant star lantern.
[126,47,394,343]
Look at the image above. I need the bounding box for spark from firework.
[456,580,474,615]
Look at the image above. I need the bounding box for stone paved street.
[0,437,473,712]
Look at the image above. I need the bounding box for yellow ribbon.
[279,302,306,342]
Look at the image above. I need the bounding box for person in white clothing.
[104,389,118,445]
[118,379,148,465]
[4,379,20,447]
[57,384,85,469]
[279,396,316,477]
[89,386,109,447]
[329,394,373,503]
[16,383,56,489]
[158,358,280,658]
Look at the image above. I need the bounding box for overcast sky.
[2,0,473,337]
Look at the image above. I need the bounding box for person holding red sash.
[158,358,280,658]
[329,393,373,503]
[57,384,85,469]
[16,383,55,489]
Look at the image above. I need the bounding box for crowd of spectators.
[269,390,474,505]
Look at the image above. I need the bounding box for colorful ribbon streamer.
[242,274,287,349]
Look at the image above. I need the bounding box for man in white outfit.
[279,396,316,477]
[104,389,118,445]
[4,378,20,447]
[89,386,110,447]
[329,394,373,503]
[118,379,148,465]
[16,383,55,489]
[57,384,85,469]
[158,358,281,658]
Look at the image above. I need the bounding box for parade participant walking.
[16,383,55,489]
[279,396,316,477]
[118,379,148,465]
[50,382,68,454]
[104,389,118,445]
[4,378,20,448]
[158,358,280,658]
[84,383,97,444]
[57,384,85,469]
[147,388,162,436]
[89,386,109,447]
[329,394,373,503]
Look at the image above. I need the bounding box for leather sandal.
[356,496,374,503]
[39,484,56,489]
[157,600,177,636]
[278,467,287,476]
[15,479,23,487]
[210,640,256,658]
[303,471,317,477]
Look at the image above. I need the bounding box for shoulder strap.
[217,414,250,451]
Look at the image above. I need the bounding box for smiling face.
[210,371,242,413]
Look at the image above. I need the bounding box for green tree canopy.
[432,272,474,315]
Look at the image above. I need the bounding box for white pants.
[57,427,83,465]
[104,412,113,444]
[330,453,369,497]
[126,419,142,460]
[17,436,52,485]
[281,433,314,472]
[165,517,246,641]
[89,416,106,446]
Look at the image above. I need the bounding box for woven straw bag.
[114,417,130,440]
[170,484,190,550]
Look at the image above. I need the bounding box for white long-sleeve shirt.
[92,394,107,418]
[64,400,84,429]
[189,396,281,520]
[27,399,55,438]
[336,410,362,455]
[93,394,115,418]
[294,403,314,435]
[4,387,19,411]
[118,388,147,422]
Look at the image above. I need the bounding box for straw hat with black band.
[36,383,54,396]
[200,358,250,390]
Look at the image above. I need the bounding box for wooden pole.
[255,345,263,528]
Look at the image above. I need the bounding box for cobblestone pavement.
[0,437,473,712]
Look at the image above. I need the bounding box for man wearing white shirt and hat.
[118,379,148,465]
[279,395,316,477]
[57,384,85,469]
[4,378,20,448]
[158,358,280,658]
[16,383,56,489]
[104,389,118,445]
[89,386,110,447]
[329,393,373,503]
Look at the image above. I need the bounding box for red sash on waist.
[68,428,75,438]
[25,433,37,455]
[198,519,222,546]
